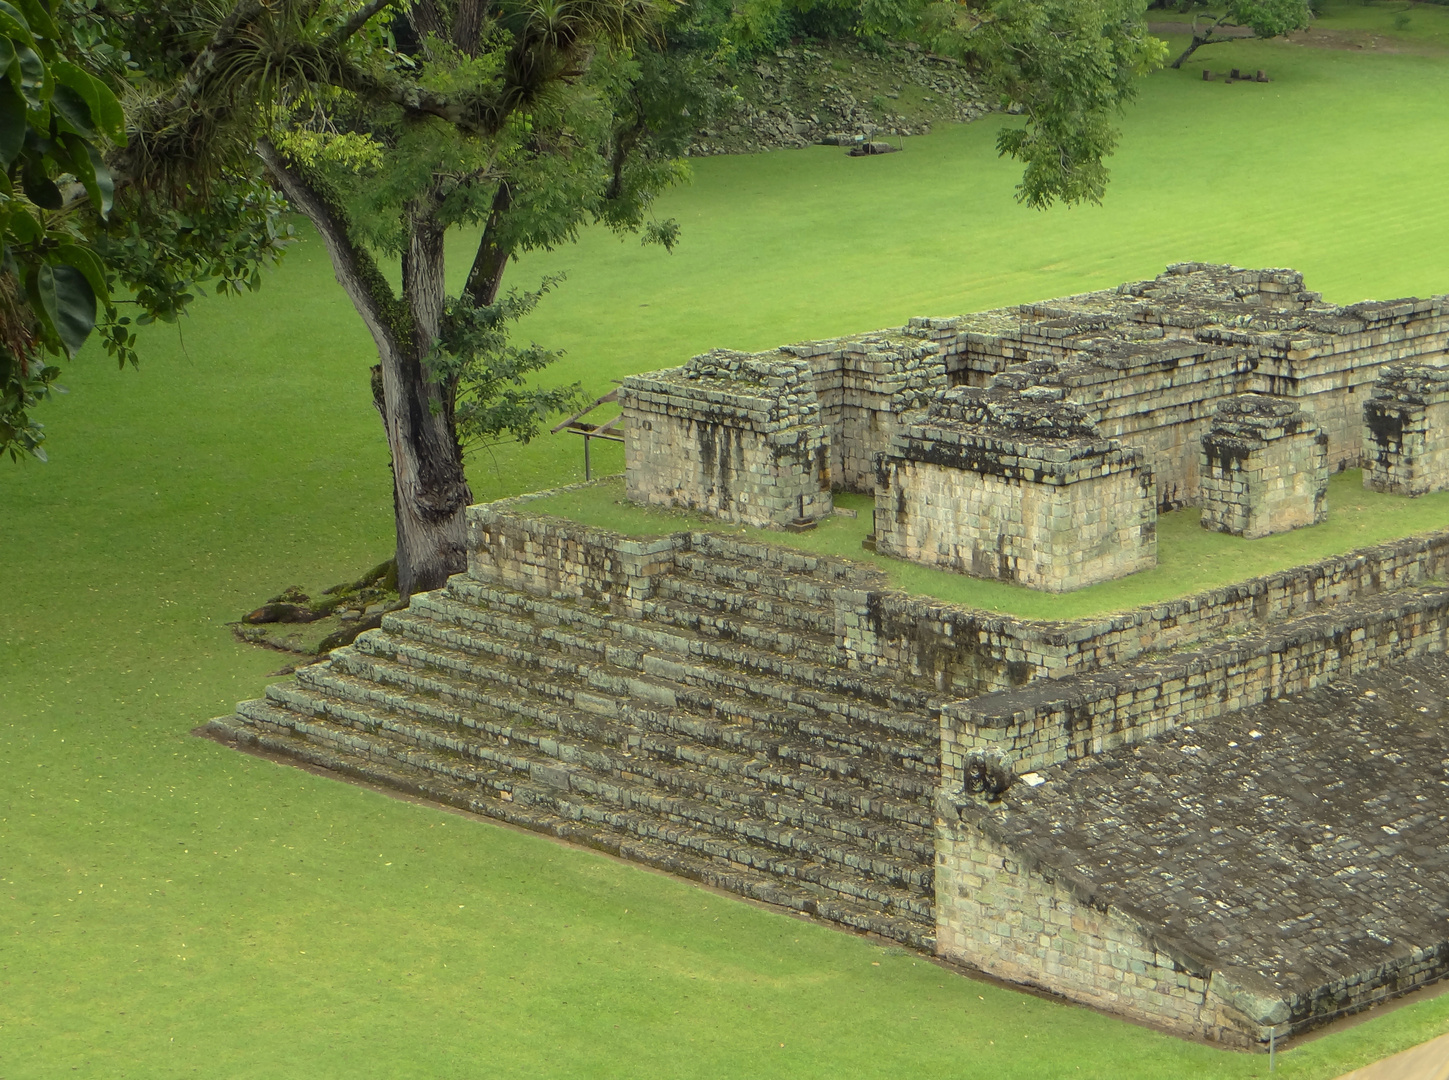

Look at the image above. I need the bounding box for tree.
[95,0,1157,599]
[1166,0,1312,69]
[112,0,717,597]
[0,0,137,461]
[699,0,1165,209]
[0,0,294,463]
[928,0,1168,208]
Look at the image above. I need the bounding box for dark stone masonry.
[942,656,1449,1042]
[211,266,1449,1050]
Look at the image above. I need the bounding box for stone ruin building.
[213,265,1449,1052]
[621,262,1449,590]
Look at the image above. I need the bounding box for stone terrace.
[950,653,1449,1039]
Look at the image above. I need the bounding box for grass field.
[5,7,1449,1076]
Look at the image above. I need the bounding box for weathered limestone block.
[620,350,833,528]
[1363,362,1449,496]
[779,330,948,494]
[874,377,1157,593]
[1199,394,1329,539]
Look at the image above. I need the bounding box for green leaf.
[9,0,55,41]
[54,240,107,303]
[14,44,44,108]
[0,4,34,47]
[51,83,94,139]
[52,61,124,143]
[7,201,39,241]
[27,259,58,341]
[0,75,24,165]
[21,152,60,207]
[0,34,16,79]
[85,142,111,214]
[59,132,108,214]
[49,264,96,356]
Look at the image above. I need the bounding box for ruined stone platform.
[948,653,1449,1041]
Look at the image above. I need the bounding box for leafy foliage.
[0,0,127,460]
[433,273,582,452]
[1,0,294,462]
[1164,0,1313,67]
[962,0,1167,208]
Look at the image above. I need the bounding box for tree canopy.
[9,0,1165,598]
[1165,0,1313,69]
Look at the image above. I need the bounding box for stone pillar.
[1363,362,1449,497]
[874,383,1157,593]
[1199,395,1328,539]
[620,349,833,528]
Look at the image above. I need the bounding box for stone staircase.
[209,535,943,948]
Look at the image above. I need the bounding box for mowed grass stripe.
[3,13,1449,1077]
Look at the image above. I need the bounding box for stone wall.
[873,384,1156,592]
[1363,361,1449,497]
[940,583,1449,775]
[1199,395,1329,538]
[781,331,946,493]
[929,266,1449,508]
[475,491,1449,700]
[620,350,833,527]
[458,494,1449,1045]
[934,815,1265,1045]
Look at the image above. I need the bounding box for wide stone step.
[349,623,939,788]
[214,701,935,931]
[256,685,934,885]
[424,585,941,736]
[295,653,937,830]
[639,590,840,665]
[650,571,838,634]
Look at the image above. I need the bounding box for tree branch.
[463,182,513,307]
[160,0,266,119]
[328,0,403,48]
[256,137,407,358]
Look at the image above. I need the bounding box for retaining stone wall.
[941,585,1449,776]
[470,491,1449,698]
[934,815,1261,1045]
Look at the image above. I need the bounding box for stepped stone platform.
[209,490,1449,1047]
[941,653,1449,1041]
[209,527,944,949]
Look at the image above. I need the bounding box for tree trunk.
[382,200,474,598]
[1170,33,1214,69]
[259,141,472,599]
[463,182,513,306]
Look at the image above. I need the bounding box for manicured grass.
[5,17,1449,1078]
[520,471,1449,619]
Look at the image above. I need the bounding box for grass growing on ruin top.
[518,471,1449,621]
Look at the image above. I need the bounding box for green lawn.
[5,13,1449,1077]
